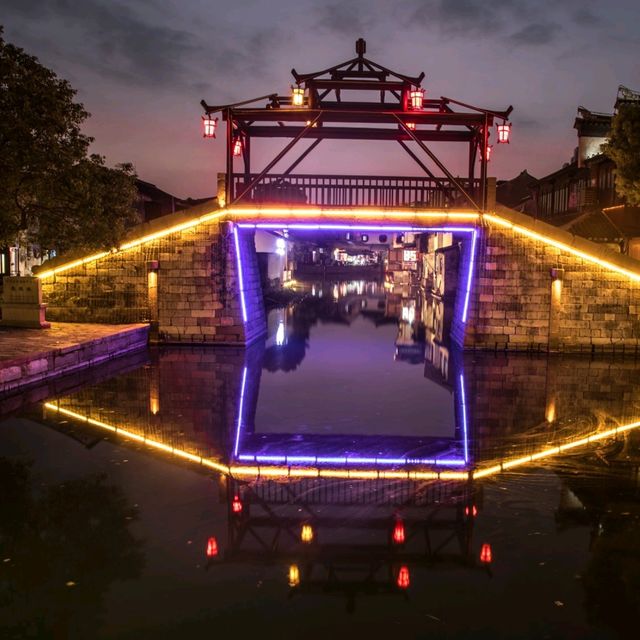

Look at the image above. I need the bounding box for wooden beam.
[245,126,473,142]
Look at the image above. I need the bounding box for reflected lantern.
[301,523,314,543]
[292,86,305,106]
[392,519,406,544]
[206,536,218,557]
[497,122,512,144]
[288,564,300,587]
[480,543,493,564]
[397,565,410,589]
[406,122,416,131]
[231,495,243,514]
[202,116,218,138]
[409,87,425,110]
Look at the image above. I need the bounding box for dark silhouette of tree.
[0,27,139,255]
[0,458,144,639]
[602,102,640,205]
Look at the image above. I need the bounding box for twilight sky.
[3,0,640,199]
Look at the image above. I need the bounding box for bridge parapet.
[33,200,640,352]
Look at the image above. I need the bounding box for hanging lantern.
[233,138,243,157]
[292,86,305,107]
[288,564,300,587]
[202,116,218,138]
[396,565,410,589]
[301,523,314,543]
[479,144,493,162]
[231,495,243,514]
[480,543,493,564]
[497,122,512,144]
[409,87,425,110]
[392,519,406,545]
[406,122,416,131]
[206,536,218,558]
[464,505,478,517]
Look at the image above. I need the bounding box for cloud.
[509,22,561,46]
[315,1,375,36]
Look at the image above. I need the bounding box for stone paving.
[0,322,149,395]
[0,323,145,363]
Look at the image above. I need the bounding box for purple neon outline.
[461,229,477,323]
[232,222,474,469]
[233,366,248,456]
[232,226,248,323]
[236,223,477,327]
[459,373,469,462]
[237,454,467,466]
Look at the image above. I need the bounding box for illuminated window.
[361,234,369,242]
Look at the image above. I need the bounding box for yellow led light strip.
[37,209,228,279]
[485,213,640,282]
[228,207,480,221]
[42,402,640,482]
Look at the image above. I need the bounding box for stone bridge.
[35,201,640,352]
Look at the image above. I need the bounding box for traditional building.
[528,86,640,256]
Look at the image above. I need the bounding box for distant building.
[526,86,640,257]
[496,170,538,213]
[135,180,215,222]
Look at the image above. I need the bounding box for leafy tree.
[0,27,139,254]
[602,102,640,206]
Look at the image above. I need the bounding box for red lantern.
[397,565,410,589]
[409,87,425,110]
[206,536,218,557]
[233,138,242,157]
[480,543,492,564]
[480,144,493,162]
[202,116,218,138]
[231,495,243,514]
[497,122,511,144]
[392,519,406,544]
[465,505,478,517]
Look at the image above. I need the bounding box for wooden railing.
[231,174,480,209]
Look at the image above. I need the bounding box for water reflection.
[4,280,640,634]
[25,280,640,480]
[220,475,483,613]
[0,458,144,638]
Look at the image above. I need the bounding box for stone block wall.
[40,209,266,346]
[464,210,640,352]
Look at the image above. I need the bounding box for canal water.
[1,279,639,638]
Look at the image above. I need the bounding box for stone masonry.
[40,203,266,346]
[460,206,640,352]
[37,202,640,351]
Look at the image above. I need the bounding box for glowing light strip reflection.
[233,226,248,323]
[38,403,640,482]
[233,367,248,456]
